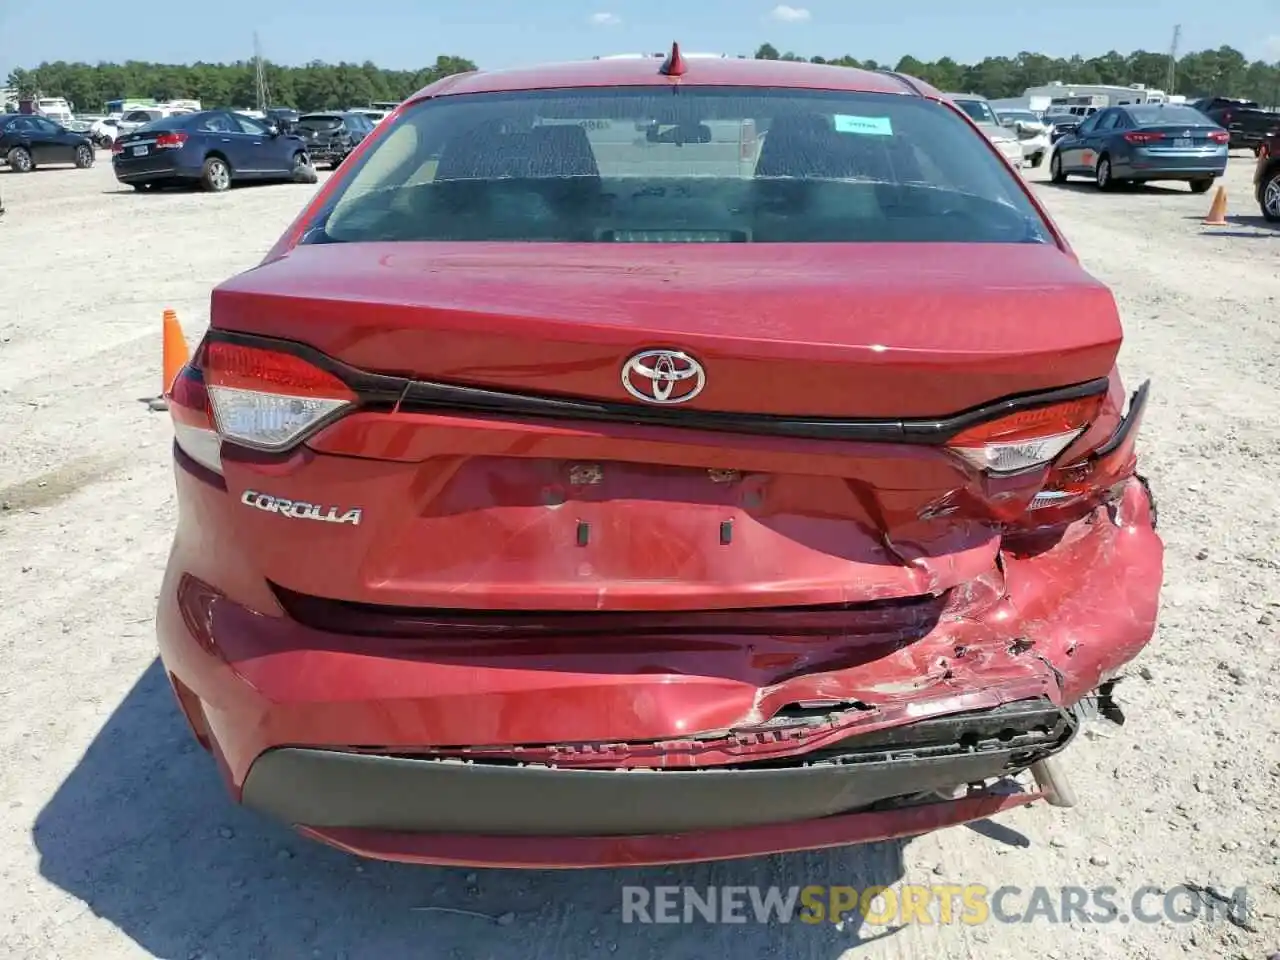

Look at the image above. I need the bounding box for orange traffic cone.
[162,308,190,395]
[1202,186,1228,226]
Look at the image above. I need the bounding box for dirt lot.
[0,153,1277,960]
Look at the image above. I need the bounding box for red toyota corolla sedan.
[157,48,1163,868]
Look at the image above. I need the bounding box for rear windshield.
[305,86,1049,245]
[1127,104,1215,125]
[298,115,344,130]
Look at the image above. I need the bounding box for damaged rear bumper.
[296,789,1047,868]
[241,697,1079,836]
[157,477,1161,865]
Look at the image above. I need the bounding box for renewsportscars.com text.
[620,884,1250,927]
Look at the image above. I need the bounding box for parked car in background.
[0,114,95,172]
[1043,114,1083,145]
[1188,97,1280,152]
[944,93,1026,168]
[294,112,373,168]
[117,109,167,136]
[1050,103,1229,192]
[348,112,376,137]
[994,107,1051,167]
[265,108,301,135]
[354,109,390,126]
[88,116,121,148]
[1254,131,1280,221]
[111,109,316,192]
[157,52,1162,868]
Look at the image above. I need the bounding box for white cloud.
[589,12,622,25]
[768,4,811,22]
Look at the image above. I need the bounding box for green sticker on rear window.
[833,114,894,136]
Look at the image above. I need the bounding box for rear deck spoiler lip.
[204,326,1111,446]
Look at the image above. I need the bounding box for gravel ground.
[0,153,1277,960]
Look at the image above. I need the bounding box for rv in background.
[1045,94,1109,121]
[1025,82,1169,110]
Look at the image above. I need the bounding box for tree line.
[4,56,477,113]
[753,43,1280,104]
[6,43,1278,114]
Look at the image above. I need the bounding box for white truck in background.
[35,97,74,124]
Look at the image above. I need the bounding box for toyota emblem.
[621,349,706,405]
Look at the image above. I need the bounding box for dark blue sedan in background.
[1049,103,1229,193]
[111,110,318,192]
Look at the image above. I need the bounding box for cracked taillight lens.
[948,394,1104,476]
[202,341,357,452]
[1029,384,1148,513]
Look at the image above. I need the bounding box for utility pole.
[1165,24,1181,93]
[254,32,272,112]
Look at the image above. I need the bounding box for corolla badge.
[240,490,362,525]
[621,349,706,405]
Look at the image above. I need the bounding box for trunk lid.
[210,242,1120,612]
[213,242,1120,419]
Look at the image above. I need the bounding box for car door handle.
[221,138,232,142]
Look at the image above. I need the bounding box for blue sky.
[2,0,1276,80]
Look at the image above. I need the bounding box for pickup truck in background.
[1188,97,1280,152]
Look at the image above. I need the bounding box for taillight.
[111,141,125,154]
[169,365,223,475]
[1208,130,1229,144]
[947,395,1103,476]
[1123,131,1165,144]
[155,132,188,149]
[202,341,356,451]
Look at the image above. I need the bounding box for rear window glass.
[1127,105,1215,125]
[305,86,1049,245]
